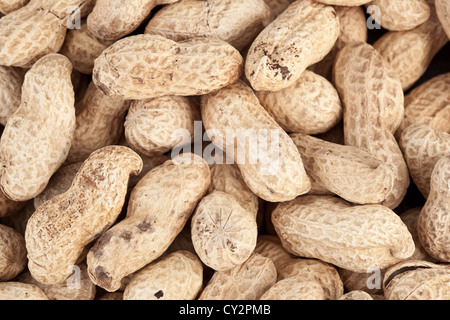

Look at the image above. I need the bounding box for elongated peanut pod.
[25,146,143,285]
[0,282,48,300]
[272,195,415,273]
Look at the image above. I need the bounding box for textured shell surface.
[0,224,27,281]
[0,282,49,300]
[260,276,327,300]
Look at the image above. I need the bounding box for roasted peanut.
[25,146,143,285]
[0,54,75,202]
[87,153,210,292]
[0,282,49,300]
[436,0,450,38]
[0,0,29,14]
[123,250,203,300]
[0,224,27,281]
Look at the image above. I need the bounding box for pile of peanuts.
[0,0,449,301]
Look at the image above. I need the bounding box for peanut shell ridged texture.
[436,0,450,37]
[0,224,27,281]
[260,276,327,300]
[16,263,96,300]
[417,156,450,262]
[400,207,437,262]
[399,124,450,198]
[0,282,48,300]
[256,70,342,134]
[290,134,394,205]
[191,191,257,271]
[334,42,408,209]
[123,250,203,300]
[209,164,259,217]
[396,73,450,139]
[33,162,83,210]
[338,291,373,300]
[245,0,340,91]
[272,195,415,273]
[93,34,243,100]
[277,258,344,300]
[254,235,293,271]
[87,153,210,292]
[199,253,277,300]
[0,54,76,202]
[367,0,430,31]
[0,65,25,126]
[263,0,294,17]
[60,21,114,75]
[373,15,449,91]
[383,260,450,300]
[87,0,180,41]
[25,146,143,285]
[66,81,130,164]
[201,80,311,202]
[0,0,29,14]
[145,0,272,51]
[124,96,199,157]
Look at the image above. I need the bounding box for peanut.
[123,250,203,300]
[290,133,394,205]
[399,124,450,199]
[383,260,450,300]
[86,153,210,292]
[25,146,143,285]
[144,0,272,52]
[436,0,450,38]
[0,54,76,202]
[260,276,327,300]
[272,195,415,273]
[334,41,409,209]
[245,0,340,91]
[124,96,199,157]
[198,253,277,300]
[93,34,243,100]
[255,70,342,135]
[201,80,311,202]
[417,155,450,262]
[0,282,49,300]
[191,191,258,272]
[315,0,372,5]
[0,0,29,14]
[87,0,180,41]
[0,65,25,126]
[0,224,26,281]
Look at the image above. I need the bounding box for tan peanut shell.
[145,0,272,51]
[263,0,294,17]
[255,70,342,135]
[338,291,373,300]
[60,21,114,75]
[436,0,450,37]
[87,0,180,41]
[400,207,437,262]
[0,54,76,202]
[33,162,83,210]
[334,42,409,209]
[254,235,293,271]
[245,0,340,91]
[123,250,203,300]
[373,15,449,91]
[396,73,450,139]
[0,282,49,300]
[201,80,311,202]
[399,124,450,198]
[0,65,25,126]
[0,0,29,14]
[25,146,143,285]
[315,0,372,5]
[272,195,415,273]
[127,154,170,191]
[417,155,450,262]
[66,81,130,164]
[16,263,96,300]
[93,34,243,100]
[198,253,277,300]
[209,164,259,217]
[124,96,199,157]
[0,224,27,281]
[290,133,394,205]
[366,0,431,31]
[260,276,327,300]
[87,153,210,292]
[191,191,257,272]
[383,260,450,300]
[277,258,344,300]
